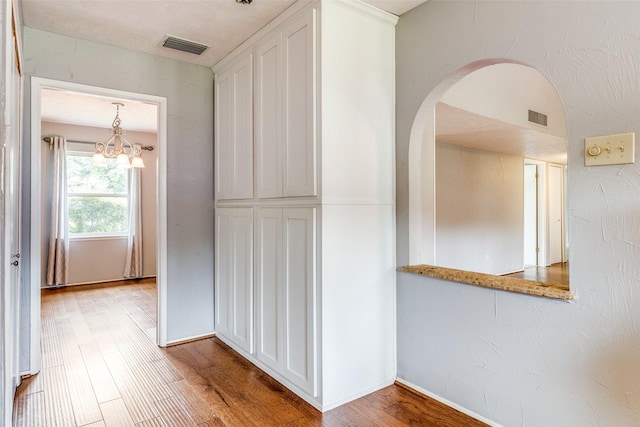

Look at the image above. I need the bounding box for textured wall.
[397,1,640,426]
[22,28,214,343]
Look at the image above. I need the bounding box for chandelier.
[91,102,145,168]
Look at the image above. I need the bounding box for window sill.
[400,264,576,301]
[70,234,128,241]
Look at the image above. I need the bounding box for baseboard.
[42,275,157,289]
[394,378,501,427]
[165,332,216,347]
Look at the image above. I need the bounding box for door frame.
[546,163,566,265]
[28,77,169,375]
[523,162,539,267]
[524,159,548,268]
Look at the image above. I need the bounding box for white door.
[230,209,254,354]
[214,54,253,200]
[523,164,538,266]
[2,4,22,422]
[214,210,232,336]
[283,9,317,197]
[548,164,564,265]
[256,33,283,199]
[255,208,283,372]
[215,208,254,354]
[283,208,316,396]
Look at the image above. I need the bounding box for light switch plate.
[584,132,635,166]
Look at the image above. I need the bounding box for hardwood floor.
[13,281,487,427]
[505,262,569,289]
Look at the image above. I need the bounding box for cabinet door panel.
[256,34,283,199]
[283,208,316,396]
[215,71,234,199]
[231,209,254,353]
[214,54,253,200]
[283,10,317,197]
[214,210,233,335]
[255,209,283,371]
[232,55,254,199]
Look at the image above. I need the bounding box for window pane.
[67,154,128,193]
[68,196,128,234]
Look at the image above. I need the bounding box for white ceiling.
[20,0,429,68]
[27,0,429,130]
[41,88,159,133]
[436,103,568,165]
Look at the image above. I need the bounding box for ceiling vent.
[161,35,209,56]
[528,109,548,127]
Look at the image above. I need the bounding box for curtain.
[124,167,142,277]
[46,136,69,286]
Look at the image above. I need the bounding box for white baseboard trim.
[395,377,502,427]
[165,332,216,347]
[43,275,157,288]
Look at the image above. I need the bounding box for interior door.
[523,163,538,266]
[547,164,564,265]
[2,2,22,422]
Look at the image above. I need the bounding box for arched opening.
[408,59,568,288]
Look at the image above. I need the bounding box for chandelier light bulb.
[93,102,146,169]
[91,152,107,167]
[116,153,132,168]
[131,156,145,168]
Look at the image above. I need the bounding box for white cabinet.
[256,208,317,395]
[215,53,253,200]
[214,0,397,412]
[256,10,317,199]
[255,209,282,371]
[214,208,254,354]
[255,34,283,199]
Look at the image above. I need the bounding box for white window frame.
[66,150,130,239]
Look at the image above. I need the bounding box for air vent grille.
[528,109,548,127]
[161,35,209,55]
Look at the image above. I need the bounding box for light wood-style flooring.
[13,280,487,427]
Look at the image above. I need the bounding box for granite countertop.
[401,264,576,301]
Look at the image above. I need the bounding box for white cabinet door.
[282,208,317,396]
[215,54,254,200]
[256,207,316,395]
[214,210,232,336]
[256,34,283,199]
[255,208,284,372]
[283,9,317,197]
[215,208,254,354]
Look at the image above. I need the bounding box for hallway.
[13,281,486,426]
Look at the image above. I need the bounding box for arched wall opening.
[408,58,568,281]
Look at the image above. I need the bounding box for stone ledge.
[401,264,576,301]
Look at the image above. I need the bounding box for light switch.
[584,132,635,166]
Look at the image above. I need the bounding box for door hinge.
[536,247,540,252]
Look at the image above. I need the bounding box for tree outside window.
[67,153,129,235]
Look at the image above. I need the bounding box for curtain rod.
[42,136,154,151]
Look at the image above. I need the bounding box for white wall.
[21,28,215,349]
[40,121,158,285]
[397,1,640,426]
[436,143,523,275]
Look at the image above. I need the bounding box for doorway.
[28,78,168,375]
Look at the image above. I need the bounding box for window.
[67,152,129,235]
